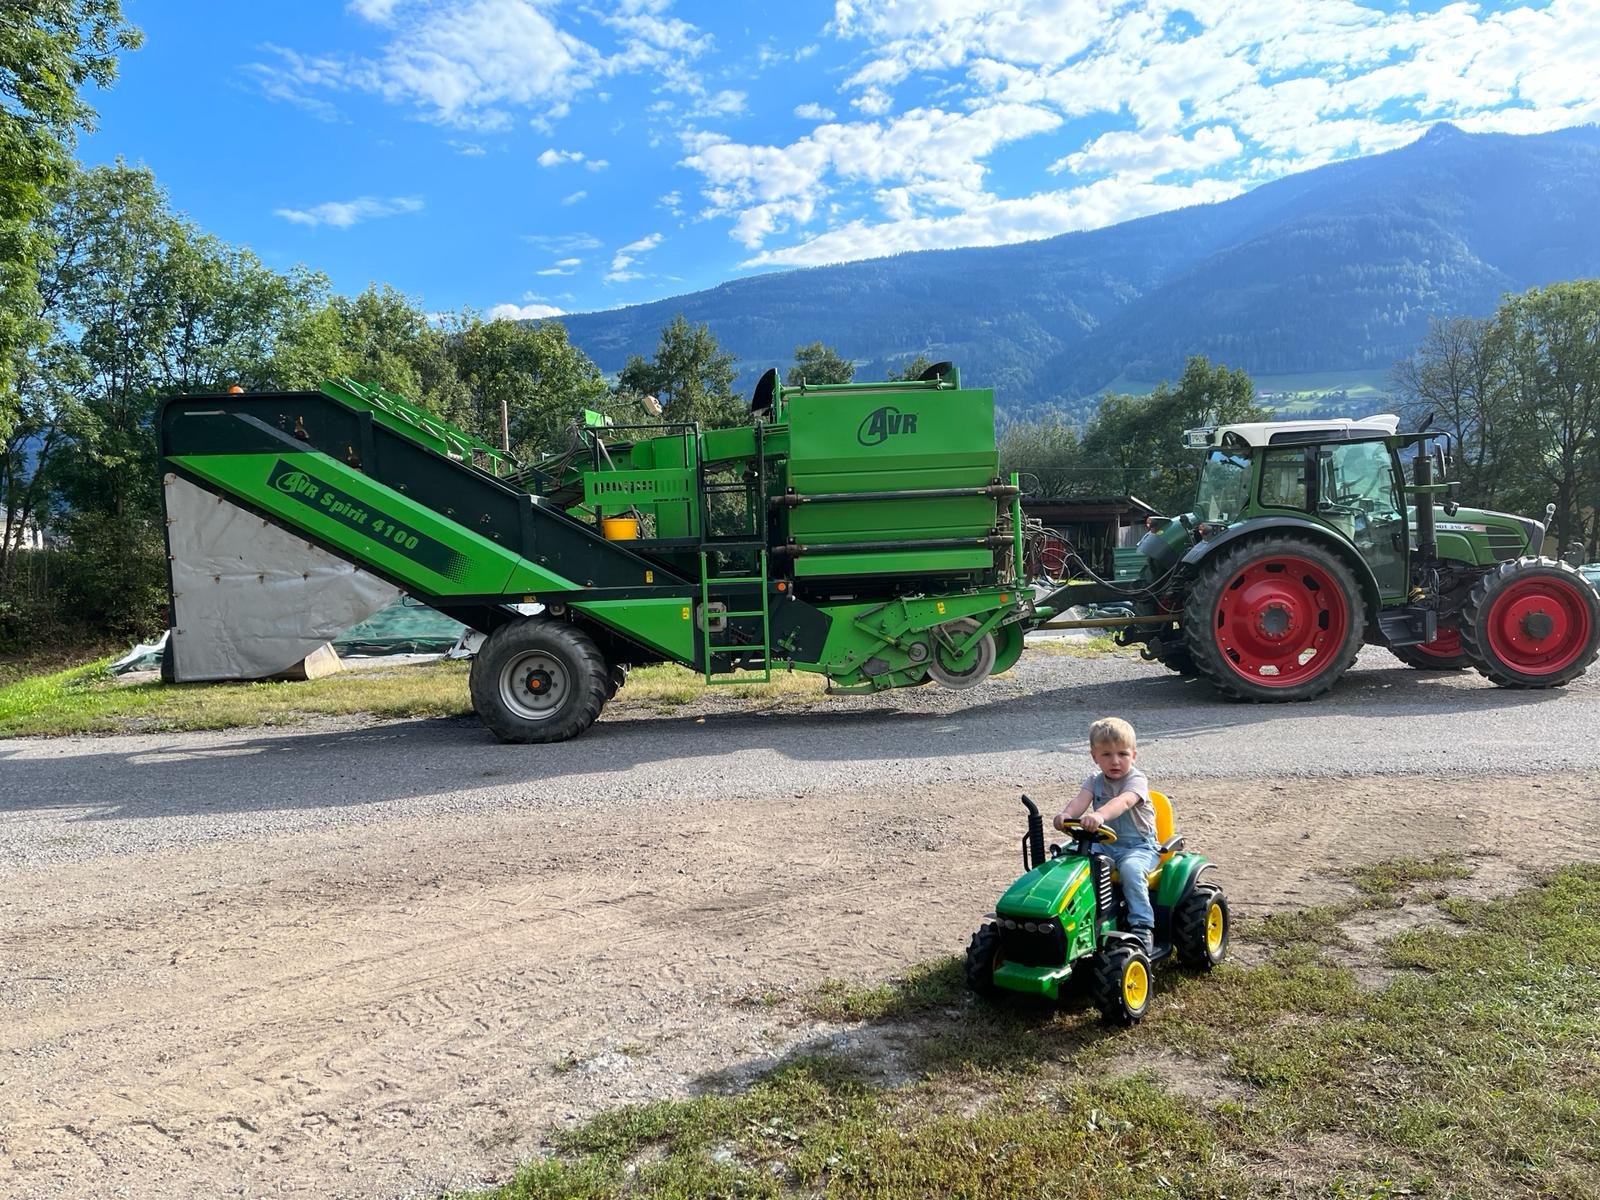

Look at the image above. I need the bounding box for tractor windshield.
[1195,448,1251,522]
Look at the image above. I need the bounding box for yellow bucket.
[601,516,640,541]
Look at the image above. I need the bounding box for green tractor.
[966,794,1228,1025]
[1086,414,1600,700]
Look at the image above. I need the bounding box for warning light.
[776,581,787,592]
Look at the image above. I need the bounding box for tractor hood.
[1418,505,1542,564]
[996,858,1089,920]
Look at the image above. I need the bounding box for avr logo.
[857,405,918,446]
[273,469,319,499]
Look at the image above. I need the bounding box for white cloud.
[274,195,424,228]
[561,190,587,206]
[538,148,586,167]
[794,102,836,121]
[523,232,602,253]
[608,232,663,280]
[347,0,403,22]
[585,157,610,171]
[488,302,565,320]
[1052,125,1244,177]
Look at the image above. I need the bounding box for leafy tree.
[0,1,141,439]
[885,354,936,381]
[616,314,741,428]
[999,416,1081,498]
[447,316,611,456]
[1077,356,1264,513]
[786,340,853,385]
[1392,316,1512,506]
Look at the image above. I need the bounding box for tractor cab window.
[1258,449,1309,510]
[1317,441,1406,595]
[1195,448,1251,522]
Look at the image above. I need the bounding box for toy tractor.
[1113,415,1600,699]
[965,794,1229,1025]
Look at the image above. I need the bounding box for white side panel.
[164,473,400,682]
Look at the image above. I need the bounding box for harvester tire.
[964,923,1003,997]
[927,618,997,691]
[605,664,628,699]
[1174,884,1229,970]
[1388,629,1472,671]
[470,618,610,743]
[1181,534,1366,702]
[1089,943,1151,1026]
[1459,556,1600,688]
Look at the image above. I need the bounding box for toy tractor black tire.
[964,922,1003,996]
[1458,557,1600,688]
[1181,534,1367,702]
[1089,943,1152,1026]
[1174,884,1230,970]
[470,617,610,743]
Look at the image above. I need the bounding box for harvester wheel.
[470,618,610,743]
[1181,535,1366,702]
[964,923,1003,996]
[1459,557,1600,688]
[1174,884,1229,970]
[927,618,997,690]
[1089,943,1151,1026]
[605,664,628,699]
[1388,628,1472,671]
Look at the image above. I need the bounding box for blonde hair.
[1088,716,1137,750]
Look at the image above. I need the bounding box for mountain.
[551,124,1600,417]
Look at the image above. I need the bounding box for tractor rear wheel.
[1089,943,1151,1026]
[1174,884,1229,970]
[964,923,1003,996]
[1459,557,1600,688]
[470,618,610,743]
[1388,628,1471,671]
[1181,535,1366,702]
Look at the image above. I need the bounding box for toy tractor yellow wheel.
[1175,884,1230,969]
[964,923,1003,996]
[1090,943,1151,1026]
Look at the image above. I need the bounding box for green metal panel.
[793,549,991,577]
[571,597,697,662]
[171,450,577,597]
[582,468,695,507]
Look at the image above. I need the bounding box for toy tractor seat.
[1109,790,1187,889]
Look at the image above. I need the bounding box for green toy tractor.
[965,794,1229,1025]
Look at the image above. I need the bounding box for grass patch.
[0,657,473,737]
[1348,855,1473,896]
[613,663,828,710]
[467,863,1600,1200]
[1026,634,1129,658]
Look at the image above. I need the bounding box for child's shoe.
[1132,926,1154,955]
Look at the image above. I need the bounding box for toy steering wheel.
[1056,819,1118,844]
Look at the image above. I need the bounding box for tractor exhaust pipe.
[1019,793,1046,871]
[1414,440,1437,564]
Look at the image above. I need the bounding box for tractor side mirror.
[1443,482,1460,517]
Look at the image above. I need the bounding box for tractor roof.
[1183,414,1399,451]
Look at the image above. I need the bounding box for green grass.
[1025,634,1129,658]
[462,861,1600,1200]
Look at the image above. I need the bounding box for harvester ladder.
[698,548,772,683]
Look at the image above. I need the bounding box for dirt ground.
[2,769,1596,1199]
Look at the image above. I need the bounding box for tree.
[447,316,611,457]
[1,1,141,439]
[616,314,742,429]
[886,354,936,381]
[1078,356,1265,513]
[1392,316,1511,506]
[787,341,853,385]
[998,416,1082,498]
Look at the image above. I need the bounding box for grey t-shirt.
[1082,766,1156,843]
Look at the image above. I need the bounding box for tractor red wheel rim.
[1484,576,1593,675]
[1414,628,1463,658]
[1214,555,1350,687]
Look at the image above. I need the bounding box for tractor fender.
[1179,517,1384,638]
[1152,854,1215,912]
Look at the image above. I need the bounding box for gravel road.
[2,646,1596,1199]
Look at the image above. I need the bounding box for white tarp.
[164,473,399,681]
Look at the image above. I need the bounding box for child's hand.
[1080,811,1104,833]
[1052,811,1073,832]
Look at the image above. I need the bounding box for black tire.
[964,923,1002,996]
[604,664,628,699]
[1459,557,1600,689]
[468,618,610,743]
[1388,640,1472,671]
[1174,884,1229,970]
[1089,943,1152,1026]
[1146,641,1197,676]
[1181,534,1367,702]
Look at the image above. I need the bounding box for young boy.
[1053,716,1160,954]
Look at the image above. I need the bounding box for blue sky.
[81,1,1598,322]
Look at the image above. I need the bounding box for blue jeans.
[1098,842,1161,931]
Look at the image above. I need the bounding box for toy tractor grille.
[1092,856,1115,919]
[996,917,1067,966]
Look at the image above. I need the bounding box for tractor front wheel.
[1090,943,1152,1026]
[469,618,610,743]
[1174,884,1230,970]
[1388,627,1472,670]
[1459,557,1600,688]
[1182,535,1366,702]
[964,923,1003,996]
